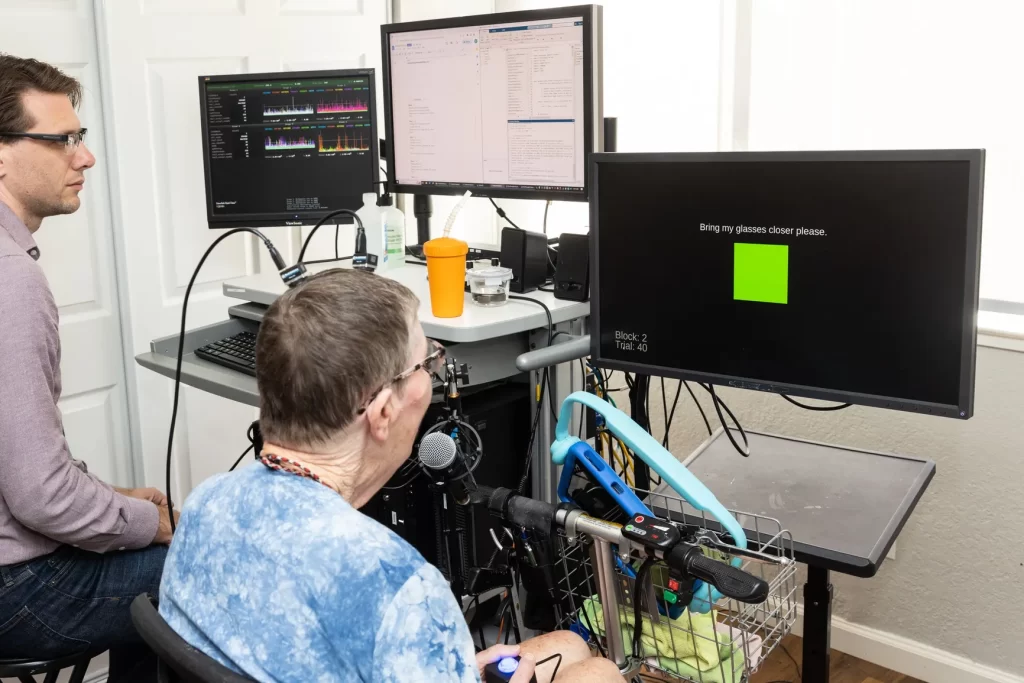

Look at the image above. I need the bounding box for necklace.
[257,451,336,493]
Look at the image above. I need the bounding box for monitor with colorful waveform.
[199,69,379,228]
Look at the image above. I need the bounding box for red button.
[635,516,644,523]
[651,534,659,540]
[668,579,680,591]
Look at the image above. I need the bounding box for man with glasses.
[0,55,172,682]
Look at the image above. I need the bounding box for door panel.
[99,0,390,495]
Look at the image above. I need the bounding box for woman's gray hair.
[255,268,419,449]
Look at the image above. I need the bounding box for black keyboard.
[195,331,257,376]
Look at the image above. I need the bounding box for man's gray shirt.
[0,200,157,565]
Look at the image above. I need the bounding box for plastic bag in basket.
[579,597,746,682]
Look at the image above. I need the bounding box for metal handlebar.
[514,334,590,371]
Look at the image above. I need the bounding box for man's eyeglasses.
[0,128,87,154]
[356,340,447,415]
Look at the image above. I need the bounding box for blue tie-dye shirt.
[159,465,480,683]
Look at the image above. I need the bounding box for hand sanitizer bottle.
[377,193,406,272]
[356,192,382,267]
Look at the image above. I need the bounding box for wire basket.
[553,485,798,683]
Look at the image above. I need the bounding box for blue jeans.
[0,544,168,683]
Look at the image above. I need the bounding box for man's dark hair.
[0,54,82,143]
[256,269,420,449]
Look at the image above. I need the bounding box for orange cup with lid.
[423,237,469,318]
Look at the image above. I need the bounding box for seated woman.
[159,269,622,683]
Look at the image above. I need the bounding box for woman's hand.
[476,644,537,682]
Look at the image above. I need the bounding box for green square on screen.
[734,243,789,304]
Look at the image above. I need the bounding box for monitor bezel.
[588,149,985,420]
[380,5,602,203]
[198,68,380,229]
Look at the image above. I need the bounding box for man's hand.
[476,645,536,683]
[116,487,178,546]
[153,504,180,546]
[115,486,168,507]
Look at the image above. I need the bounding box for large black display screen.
[591,151,983,418]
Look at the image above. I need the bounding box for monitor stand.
[681,429,935,683]
[414,194,432,244]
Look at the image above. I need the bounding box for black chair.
[0,648,105,683]
[130,594,255,683]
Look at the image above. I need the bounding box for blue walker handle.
[552,391,747,612]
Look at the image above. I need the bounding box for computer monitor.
[589,150,985,419]
[381,5,602,201]
[198,69,379,228]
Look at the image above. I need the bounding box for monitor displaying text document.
[387,16,587,195]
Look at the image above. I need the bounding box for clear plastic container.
[467,266,513,307]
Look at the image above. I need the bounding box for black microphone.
[418,432,476,505]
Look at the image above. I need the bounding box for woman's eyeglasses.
[356,341,446,415]
[0,128,88,155]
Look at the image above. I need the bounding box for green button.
[663,590,678,604]
[625,525,634,532]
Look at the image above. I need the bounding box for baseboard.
[790,605,1023,683]
[1,666,107,683]
[84,669,107,683]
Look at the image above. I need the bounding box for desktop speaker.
[500,227,549,293]
[553,233,589,302]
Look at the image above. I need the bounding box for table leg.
[802,565,833,682]
[627,375,651,491]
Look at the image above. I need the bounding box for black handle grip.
[476,487,559,535]
[667,545,770,604]
[472,485,496,503]
[505,495,559,534]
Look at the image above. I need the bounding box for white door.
[0,1,134,488]
[97,0,390,497]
